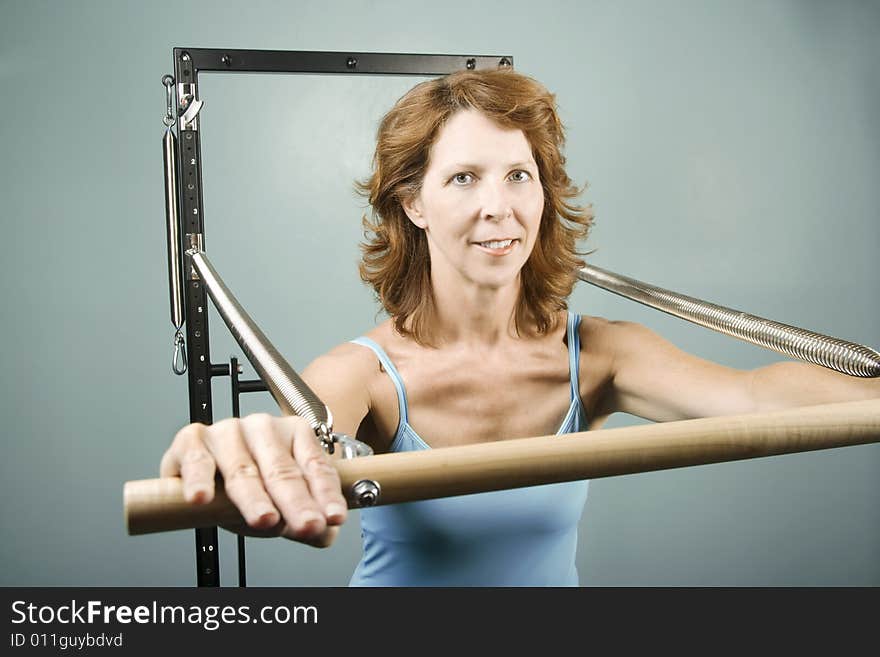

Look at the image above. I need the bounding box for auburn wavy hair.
[357,68,594,345]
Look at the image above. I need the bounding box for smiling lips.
[473,238,518,255]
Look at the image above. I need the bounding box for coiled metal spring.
[578,264,880,378]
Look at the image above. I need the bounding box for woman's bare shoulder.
[308,341,376,373]
[577,314,700,375]
[304,319,396,378]
[576,313,627,350]
[300,321,398,440]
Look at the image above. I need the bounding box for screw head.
[351,479,381,507]
[466,58,476,70]
[346,56,357,69]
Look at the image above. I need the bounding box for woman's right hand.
[159,414,348,548]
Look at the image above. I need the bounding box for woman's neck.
[428,273,522,347]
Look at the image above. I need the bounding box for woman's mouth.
[473,238,518,255]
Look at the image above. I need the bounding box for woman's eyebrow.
[444,161,535,171]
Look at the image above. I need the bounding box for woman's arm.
[300,341,375,443]
[592,319,880,422]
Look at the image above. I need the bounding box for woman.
[160,68,878,586]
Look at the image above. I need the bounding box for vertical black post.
[174,48,220,587]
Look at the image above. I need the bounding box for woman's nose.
[478,181,512,221]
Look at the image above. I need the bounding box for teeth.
[479,239,513,249]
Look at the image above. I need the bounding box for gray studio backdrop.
[1,0,877,586]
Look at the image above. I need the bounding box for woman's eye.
[452,173,473,185]
[509,170,532,182]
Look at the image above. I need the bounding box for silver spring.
[578,264,880,378]
[189,251,332,431]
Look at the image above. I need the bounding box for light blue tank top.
[348,311,590,586]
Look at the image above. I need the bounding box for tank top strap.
[566,311,582,401]
[349,337,409,425]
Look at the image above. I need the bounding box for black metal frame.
[168,47,513,586]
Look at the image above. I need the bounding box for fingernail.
[297,510,322,531]
[253,505,277,526]
[186,486,209,503]
[325,503,346,520]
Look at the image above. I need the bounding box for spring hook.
[316,422,335,455]
[172,330,187,375]
[162,75,175,127]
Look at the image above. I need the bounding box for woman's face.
[403,109,544,293]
